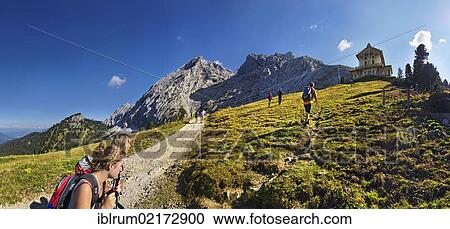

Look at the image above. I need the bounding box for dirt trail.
[120,122,203,208]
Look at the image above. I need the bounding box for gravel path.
[120,123,203,208]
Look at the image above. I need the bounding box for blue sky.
[0,0,449,129]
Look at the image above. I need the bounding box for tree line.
[395,44,447,92]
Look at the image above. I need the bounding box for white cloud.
[108,75,126,88]
[409,30,432,51]
[176,35,183,41]
[439,38,446,45]
[213,60,222,65]
[309,24,318,30]
[337,39,352,51]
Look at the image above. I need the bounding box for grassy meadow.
[173,81,449,208]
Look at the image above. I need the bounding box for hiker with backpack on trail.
[301,82,318,126]
[277,89,283,105]
[49,132,132,209]
[267,92,273,108]
[194,110,199,123]
[200,109,206,123]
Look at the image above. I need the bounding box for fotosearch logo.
[64,123,418,165]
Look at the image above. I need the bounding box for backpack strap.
[78,174,100,208]
[63,174,100,208]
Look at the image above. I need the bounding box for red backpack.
[48,173,100,209]
[48,155,98,209]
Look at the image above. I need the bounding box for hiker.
[194,110,199,123]
[49,132,132,209]
[277,89,283,105]
[301,82,318,126]
[200,109,206,123]
[68,144,126,209]
[267,92,273,108]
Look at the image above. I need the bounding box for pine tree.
[405,63,413,86]
[444,79,449,88]
[419,63,442,92]
[405,64,413,79]
[414,44,429,66]
[410,44,442,92]
[412,44,428,87]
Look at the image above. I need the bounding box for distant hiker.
[194,110,199,123]
[301,82,318,126]
[267,92,273,108]
[200,109,206,123]
[277,90,283,105]
[122,122,133,132]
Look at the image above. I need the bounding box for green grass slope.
[177,81,449,208]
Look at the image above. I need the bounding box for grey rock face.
[191,52,352,110]
[107,52,351,130]
[106,57,234,130]
[104,103,134,127]
[66,113,84,124]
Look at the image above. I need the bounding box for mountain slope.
[106,57,234,129]
[107,52,351,130]
[191,52,352,110]
[0,113,108,156]
[0,133,12,144]
[161,81,449,209]
[0,128,46,139]
[104,103,134,127]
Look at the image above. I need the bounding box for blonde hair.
[91,145,125,171]
[111,133,132,156]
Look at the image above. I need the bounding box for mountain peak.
[297,55,324,65]
[274,51,296,59]
[183,56,206,70]
[104,103,134,127]
[64,113,84,123]
[107,56,233,129]
[237,51,298,76]
[246,51,296,60]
